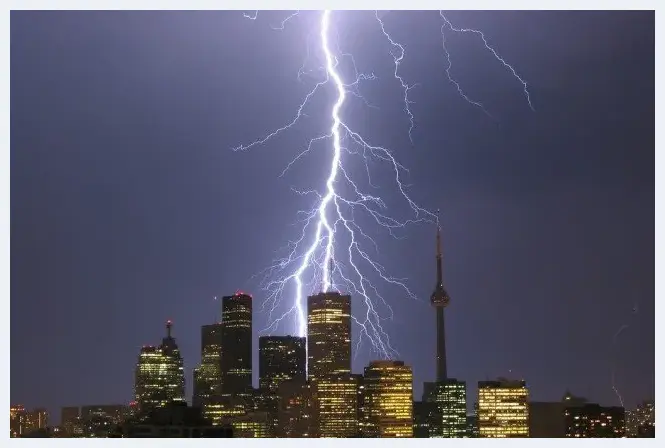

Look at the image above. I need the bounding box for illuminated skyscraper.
[134,321,185,415]
[430,218,451,382]
[307,291,351,382]
[221,292,253,396]
[477,379,529,438]
[423,379,467,437]
[193,323,223,406]
[258,335,306,392]
[258,335,306,435]
[356,374,369,437]
[135,346,166,412]
[362,361,413,438]
[159,320,186,402]
[317,373,360,437]
[564,403,625,438]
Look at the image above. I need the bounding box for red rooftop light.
[235,290,253,298]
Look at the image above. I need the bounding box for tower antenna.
[430,211,451,381]
[329,256,334,292]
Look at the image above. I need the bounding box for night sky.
[11,10,654,422]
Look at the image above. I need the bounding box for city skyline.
[12,221,654,423]
[11,9,654,425]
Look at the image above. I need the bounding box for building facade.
[258,335,306,392]
[362,361,414,438]
[413,401,435,438]
[201,395,248,427]
[316,373,359,437]
[466,414,479,437]
[134,321,185,415]
[277,380,319,438]
[193,323,223,406]
[423,378,467,437]
[307,292,351,382]
[258,335,307,435]
[221,292,253,396]
[477,379,529,438]
[228,412,270,438]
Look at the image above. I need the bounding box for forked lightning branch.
[234,10,531,358]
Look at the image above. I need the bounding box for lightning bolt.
[439,11,534,111]
[236,11,532,360]
[374,11,418,143]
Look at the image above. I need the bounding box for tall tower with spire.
[134,320,185,415]
[430,213,451,381]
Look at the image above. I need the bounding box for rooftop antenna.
[328,256,334,292]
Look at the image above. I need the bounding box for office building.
[477,379,529,438]
[202,396,248,426]
[134,321,185,414]
[221,292,253,396]
[259,335,306,392]
[317,373,359,437]
[423,378,467,437]
[466,414,479,437]
[228,412,270,437]
[193,323,223,406]
[277,380,319,438]
[362,360,413,438]
[356,374,369,437]
[247,388,279,437]
[257,335,306,434]
[413,401,435,438]
[564,403,625,438]
[307,291,351,382]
